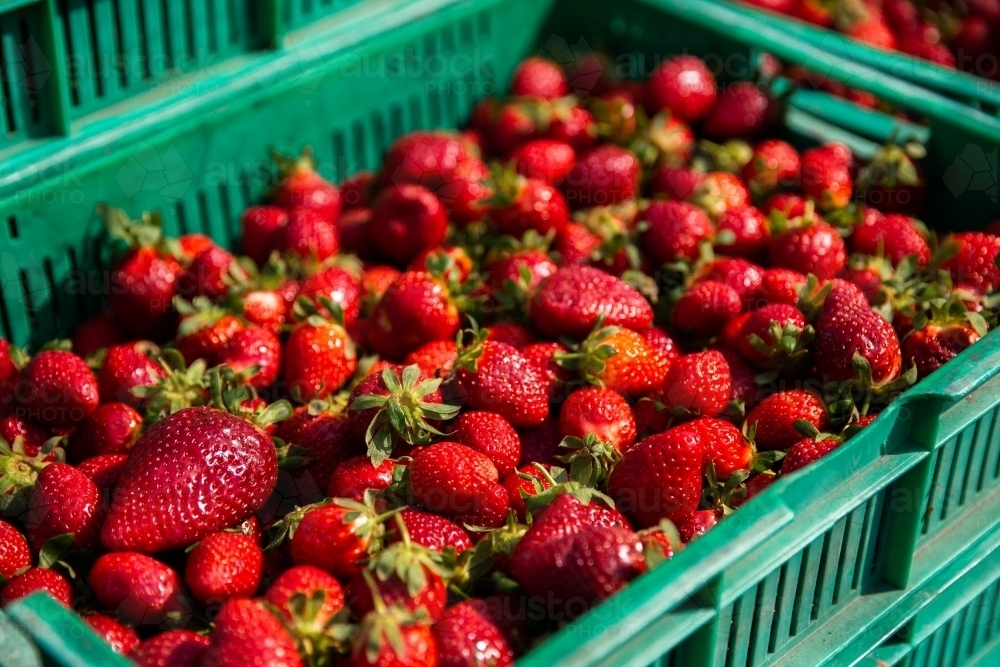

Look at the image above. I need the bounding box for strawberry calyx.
[481,162,524,211]
[554,320,620,387]
[590,94,642,145]
[745,319,815,372]
[356,570,431,665]
[856,140,926,193]
[906,293,989,341]
[0,435,63,510]
[133,348,210,423]
[367,515,453,597]
[206,366,292,429]
[269,593,355,664]
[450,321,491,376]
[292,295,346,328]
[521,463,615,517]
[266,492,395,553]
[556,433,624,487]
[174,296,238,339]
[271,147,320,186]
[692,139,753,175]
[453,513,526,588]
[98,205,175,256]
[795,274,834,322]
[823,353,918,421]
[702,461,751,516]
[350,365,459,467]
[637,519,683,568]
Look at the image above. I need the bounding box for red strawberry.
[405,340,459,377]
[673,417,752,479]
[201,598,304,667]
[284,499,383,579]
[557,326,669,398]
[241,206,288,266]
[517,419,563,465]
[412,245,474,282]
[101,406,280,553]
[432,599,515,667]
[800,145,853,210]
[452,411,521,477]
[673,281,742,338]
[217,326,282,389]
[485,322,536,349]
[742,139,800,197]
[650,164,704,200]
[549,105,597,151]
[381,131,470,192]
[660,351,731,418]
[17,349,98,429]
[351,604,437,667]
[348,536,449,622]
[174,305,244,365]
[272,150,341,222]
[608,428,704,526]
[676,509,720,543]
[78,454,129,492]
[647,55,717,121]
[715,205,771,261]
[277,405,359,492]
[640,200,714,264]
[298,265,363,324]
[408,442,506,527]
[266,564,345,626]
[0,567,73,606]
[343,171,374,210]
[737,303,810,369]
[514,492,626,555]
[759,268,807,306]
[503,463,556,519]
[326,455,397,502]
[846,15,896,49]
[815,282,902,384]
[70,312,124,356]
[782,437,841,475]
[942,232,1000,293]
[559,386,637,452]
[690,171,750,220]
[744,389,828,450]
[764,192,812,218]
[563,145,641,209]
[184,531,262,604]
[732,471,777,507]
[129,630,209,667]
[702,82,775,140]
[394,508,473,553]
[441,156,493,225]
[284,305,357,401]
[902,320,982,379]
[25,461,104,553]
[486,249,558,296]
[0,519,30,579]
[85,613,140,655]
[716,346,762,409]
[370,184,449,264]
[511,139,576,184]
[850,212,930,266]
[178,245,234,300]
[554,222,602,266]
[453,338,550,428]
[98,342,163,407]
[530,266,653,339]
[487,170,570,238]
[69,402,141,462]
[278,207,340,261]
[366,271,461,360]
[339,208,377,258]
[637,326,681,363]
[510,57,568,99]
[769,221,847,280]
[89,552,185,625]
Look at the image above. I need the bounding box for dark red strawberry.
[25,461,104,553]
[942,232,1000,293]
[184,531,262,604]
[800,144,853,210]
[216,326,282,389]
[781,437,841,475]
[432,599,515,667]
[554,222,602,266]
[737,303,811,369]
[510,57,568,99]
[850,212,930,266]
[660,351,731,418]
[370,184,449,265]
[742,139,800,198]
[85,613,140,655]
[342,171,375,210]
[272,150,341,222]
[814,282,902,384]
[178,245,234,300]
[351,604,437,667]
[702,82,775,140]
[673,281,742,338]
[0,518,30,579]
[769,221,847,280]
[1,567,74,606]
[517,419,563,465]
[298,265,363,324]
[381,131,471,192]
[366,271,461,360]
[530,266,653,339]
[649,164,704,200]
[278,405,360,491]
[486,169,570,238]
[16,349,98,429]
[98,342,164,407]
[129,630,209,667]
[278,207,340,262]
[758,268,807,306]
[69,402,142,461]
[744,389,828,450]
[676,509,720,543]
[549,105,597,150]
[452,411,521,477]
[640,200,714,264]
[201,598,304,667]
[511,139,576,184]
[70,312,124,357]
[563,145,641,209]
[647,55,717,121]
[715,206,771,262]
[89,552,185,625]
[408,442,506,527]
[394,508,473,554]
[902,320,982,379]
[77,454,129,492]
[453,338,550,428]
[485,322,537,349]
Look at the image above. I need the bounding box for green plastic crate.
[723,0,1000,117]
[0,0,999,665]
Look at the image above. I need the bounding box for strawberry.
[366,271,461,360]
[556,325,668,397]
[554,222,602,266]
[351,603,437,667]
[673,417,753,479]
[174,300,244,365]
[650,164,704,200]
[530,266,653,339]
[272,149,341,221]
[850,212,930,266]
[184,531,263,604]
[768,221,847,280]
[277,405,359,493]
[486,249,558,296]
[640,200,714,264]
[364,265,404,303]
[326,457,397,504]
[453,336,550,428]
[485,99,547,156]
[25,461,104,552]
[646,55,717,121]
[266,564,345,624]
[178,245,234,300]
[800,145,853,210]
[485,322,537,349]
[298,265,363,324]
[660,351,731,418]
[201,598,304,667]
[1,567,74,606]
[511,138,576,183]
[563,145,641,209]
[408,442,506,527]
[486,169,570,238]
[279,207,340,262]
[370,184,449,264]
[17,349,98,429]
[411,246,474,282]
[676,509,720,543]
[716,346,762,409]
[70,312,124,357]
[281,498,385,579]
[88,552,185,625]
[432,600,515,667]
[673,281,742,338]
[129,630,210,667]
[856,141,927,216]
[78,453,129,492]
[101,406,282,553]
[85,613,140,655]
[814,282,902,384]
[758,268,807,306]
[781,437,841,475]
[637,326,681,363]
[737,303,811,370]
[284,301,357,401]
[742,139,800,198]
[732,471,777,507]
[510,57,568,99]
[442,156,493,225]
[451,411,521,477]
[608,428,704,526]
[503,463,556,519]
[343,171,375,210]
[942,232,1000,293]
[715,206,771,262]
[394,508,473,553]
[381,131,470,192]
[69,402,142,461]
[690,171,750,220]
[902,320,982,379]
[517,419,563,466]
[744,389,828,450]
[0,519,30,579]
[98,342,164,407]
[559,386,637,453]
[339,208,377,258]
[702,82,775,140]
[404,341,459,377]
[216,326,282,389]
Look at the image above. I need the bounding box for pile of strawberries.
[744,0,1000,79]
[1,53,999,667]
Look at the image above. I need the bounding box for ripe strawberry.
[486,170,570,238]
[0,519,30,578]
[737,303,811,369]
[432,600,515,667]
[89,552,185,625]
[178,245,234,300]
[781,437,841,475]
[660,351,731,418]
[453,338,550,428]
[768,221,847,280]
[850,212,930,266]
[404,340,459,377]
[442,156,493,225]
[17,349,98,429]
[184,531,263,604]
[1,567,74,606]
[647,55,717,121]
[216,326,282,389]
[277,405,359,492]
[272,150,341,221]
[511,138,576,184]
[557,326,668,397]
[339,208,377,258]
[563,145,641,209]
[801,145,853,210]
[70,312,124,356]
[690,171,750,220]
[650,164,704,200]
[25,461,104,553]
[69,402,142,461]
[284,305,357,401]
[846,15,896,49]
[201,598,304,667]
[343,171,374,210]
[326,455,397,502]
[278,207,340,261]
[394,508,473,553]
[348,534,449,621]
[902,320,982,379]
[298,265,363,324]
[266,565,345,626]
[608,428,704,526]
[759,268,807,306]
[716,346,762,409]
[942,232,1000,293]
[381,131,470,192]
[673,281,742,338]
[85,613,140,655]
[370,184,449,264]
[452,411,521,477]
[559,386,637,452]
[486,249,558,295]
[485,322,536,349]
[702,82,775,140]
[503,463,556,519]
[102,406,280,553]
[742,139,800,197]
[640,200,714,264]
[174,304,244,365]
[554,222,602,266]
[409,442,506,527]
[637,326,681,363]
[676,509,720,543]
[673,417,753,479]
[351,604,437,667]
[715,206,771,261]
[411,246,474,282]
[98,342,163,407]
[284,499,384,579]
[129,630,210,667]
[510,57,568,99]
[530,266,653,339]
[78,453,129,492]
[815,282,902,384]
[366,271,461,360]
[744,389,828,450]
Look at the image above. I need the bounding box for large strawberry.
[744,389,828,451]
[942,232,1000,294]
[1,567,74,606]
[453,334,549,428]
[0,518,30,578]
[660,351,731,418]
[529,266,653,339]
[381,130,471,192]
[814,282,902,385]
[370,184,449,265]
[201,598,305,667]
[101,406,282,553]
[769,220,847,280]
[850,211,930,266]
[510,57,568,99]
[640,200,714,264]
[408,442,507,528]
[646,55,717,121]
[278,497,387,579]
[485,168,570,238]
[69,402,142,461]
[366,271,462,360]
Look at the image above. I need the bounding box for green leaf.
[38,533,75,569]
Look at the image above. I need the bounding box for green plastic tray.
[0,0,998,665]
